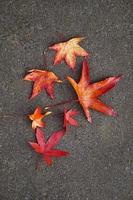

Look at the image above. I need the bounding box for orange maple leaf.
[49,37,89,70]
[29,106,51,129]
[67,58,122,123]
[24,69,62,99]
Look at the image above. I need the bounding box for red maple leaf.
[67,58,122,123]
[29,128,69,166]
[29,106,51,129]
[24,69,62,99]
[64,108,78,128]
[49,37,89,70]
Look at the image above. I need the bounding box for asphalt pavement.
[0,0,132,200]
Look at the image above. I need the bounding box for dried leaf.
[24,69,62,99]
[29,128,69,166]
[64,108,78,128]
[67,58,122,123]
[49,37,89,70]
[29,106,51,129]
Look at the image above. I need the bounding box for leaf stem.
[0,98,79,118]
[44,98,78,110]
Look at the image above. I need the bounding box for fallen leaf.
[29,106,51,129]
[67,58,122,123]
[29,128,69,166]
[64,108,78,128]
[49,37,89,70]
[24,69,62,99]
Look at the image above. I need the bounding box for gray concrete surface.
[0,0,132,200]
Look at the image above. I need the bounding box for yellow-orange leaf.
[29,106,51,129]
[49,37,89,70]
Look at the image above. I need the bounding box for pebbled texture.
[0,0,132,200]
